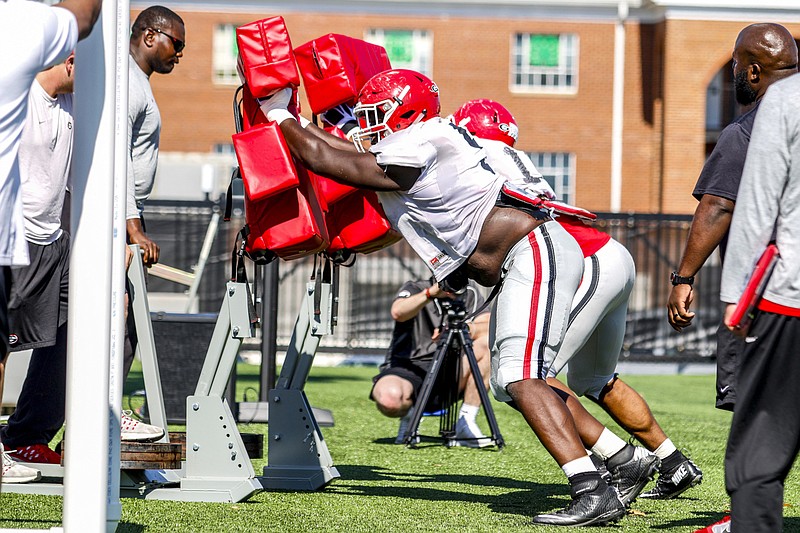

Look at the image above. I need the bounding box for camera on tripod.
[438,298,468,330]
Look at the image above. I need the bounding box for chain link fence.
[142,199,720,363]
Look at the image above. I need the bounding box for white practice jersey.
[479,138,556,200]
[372,118,504,281]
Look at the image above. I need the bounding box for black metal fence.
[143,199,721,362]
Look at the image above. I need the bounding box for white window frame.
[510,33,579,95]
[528,151,575,204]
[364,28,433,77]
[213,23,240,86]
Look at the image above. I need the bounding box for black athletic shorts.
[370,355,462,413]
[8,233,70,351]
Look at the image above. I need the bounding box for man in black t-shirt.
[667,23,798,411]
[370,279,491,447]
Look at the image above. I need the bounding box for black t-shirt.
[380,280,483,369]
[692,103,760,260]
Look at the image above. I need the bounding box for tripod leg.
[458,329,505,448]
[402,329,455,446]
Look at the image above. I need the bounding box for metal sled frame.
[4,247,339,500]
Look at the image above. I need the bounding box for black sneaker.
[640,456,703,499]
[532,474,626,527]
[606,444,660,506]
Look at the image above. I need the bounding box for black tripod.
[401,299,504,448]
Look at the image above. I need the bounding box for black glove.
[322,103,359,136]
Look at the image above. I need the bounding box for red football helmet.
[452,98,519,147]
[351,69,441,151]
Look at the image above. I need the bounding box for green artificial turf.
[2,363,800,532]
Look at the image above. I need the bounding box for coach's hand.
[667,283,695,332]
[127,218,160,266]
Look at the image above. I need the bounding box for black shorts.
[8,233,70,351]
[715,318,745,412]
[370,355,462,413]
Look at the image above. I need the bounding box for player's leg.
[492,222,625,526]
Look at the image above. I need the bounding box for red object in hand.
[294,33,391,115]
[727,244,780,330]
[232,121,300,202]
[236,16,300,98]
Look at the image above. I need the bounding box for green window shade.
[231,27,239,56]
[385,30,413,64]
[529,34,559,67]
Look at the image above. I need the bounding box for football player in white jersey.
[452,98,703,500]
[259,69,649,526]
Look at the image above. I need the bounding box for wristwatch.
[670,271,695,286]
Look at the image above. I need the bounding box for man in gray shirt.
[126,5,185,266]
[720,73,800,532]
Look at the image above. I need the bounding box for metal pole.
[63,0,120,530]
[610,0,628,213]
[259,261,279,399]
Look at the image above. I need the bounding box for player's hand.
[322,104,358,135]
[258,87,292,121]
[667,284,695,332]
[128,231,160,266]
[723,303,749,337]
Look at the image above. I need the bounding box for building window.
[511,33,578,94]
[365,29,432,76]
[529,152,575,204]
[213,24,240,85]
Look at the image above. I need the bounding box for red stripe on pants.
[523,232,542,379]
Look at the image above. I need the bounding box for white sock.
[591,428,627,460]
[459,403,480,422]
[652,438,677,461]
[562,455,597,478]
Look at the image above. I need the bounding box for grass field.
[2,363,800,532]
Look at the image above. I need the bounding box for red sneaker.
[694,515,731,533]
[6,444,62,465]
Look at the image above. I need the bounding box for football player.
[452,98,703,501]
[258,69,653,526]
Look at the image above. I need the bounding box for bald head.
[733,23,798,105]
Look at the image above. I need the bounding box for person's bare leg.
[507,378,587,465]
[547,377,605,448]
[371,375,414,418]
[594,377,667,451]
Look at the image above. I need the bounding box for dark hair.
[131,5,183,39]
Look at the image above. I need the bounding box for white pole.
[107,0,129,528]
[63,0,119,530]
[610,0,628,213]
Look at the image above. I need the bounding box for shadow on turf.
[328,464,566,517]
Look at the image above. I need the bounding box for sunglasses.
[151,28,185,53]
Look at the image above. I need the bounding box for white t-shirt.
[18,80,74,245]
[372,118,504,281]
[0,0,77,265]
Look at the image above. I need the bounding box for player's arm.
[302,120,359,152]
[667,193,734,331]
[53,0,102,40]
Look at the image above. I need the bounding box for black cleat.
[590,452,612,484]
[640,456,703,499]
[606,444,660,506]
[532,475,626,527]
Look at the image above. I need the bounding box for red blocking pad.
[294,33,391,115]
[236,16,300,99]
[232,122,299,202]
[245,165,329,261]
[326,191,401,255]
[311,125,357,206]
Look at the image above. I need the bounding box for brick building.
[136,0,800,214]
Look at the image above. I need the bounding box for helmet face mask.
[452,98,518,147]
[351,69,440,152]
